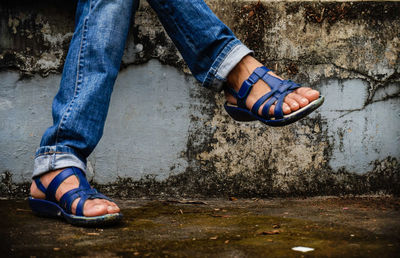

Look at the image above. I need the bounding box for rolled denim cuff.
[32,145,87,178]
[202,39,253,92]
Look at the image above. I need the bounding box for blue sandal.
[29,167,122,226]
[224,66,324,126]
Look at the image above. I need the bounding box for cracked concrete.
[0,1,399,197]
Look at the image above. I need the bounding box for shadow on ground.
[1,197,399,257]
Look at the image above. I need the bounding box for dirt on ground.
[1,196,399,257]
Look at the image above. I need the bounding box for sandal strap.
[34,178,47,193]
[45,168,75,202]
[256,78,301,119]
[76,195,90,216]
[59,187,102,215]
[59,188,83,213]
[226,66,271,108]
[228,66,303,119]
[76,189,111,216]
[271,80,301,119]
[272,81,296,118]
[251,90,277,116]
[250,71,283,118]
[76,189,96,216]
[261,95,279,119]
[74,166,91,189]
[260,72,284,90]
[58,168,109,216]
[274,91,291,118]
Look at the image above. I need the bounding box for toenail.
[108,206,118,212]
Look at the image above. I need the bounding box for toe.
[85,203,109,217]
[84,199,120,216]
[295,87,320,102]
[71,198,116,217]
[107,205,120,214]
[282,103,291,114]
[295,87,311,95]
[304,89,320,101]
[267,103,290,115]
[268,104,276,116]
[285,96,300,111]
[72,199,109,217]
[104,200,120,214]
[288,92,309,108]
[93,199,120,214]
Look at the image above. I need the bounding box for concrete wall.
[1,0,399,197]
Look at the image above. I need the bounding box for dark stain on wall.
[301,2,400,25]
[231,1,272,64]
[2,156,399,198]
[1,1,399,82]
[0,0,77,75]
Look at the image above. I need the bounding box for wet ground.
[1,197,399,257]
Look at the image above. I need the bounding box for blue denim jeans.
[33,0,252,178]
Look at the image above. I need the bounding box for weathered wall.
[1,0,399,197]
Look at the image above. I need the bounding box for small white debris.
[135,44,143,52]
[291,246,315,253]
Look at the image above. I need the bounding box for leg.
[147,0,320,122]
[30,0,139,218]
[147,0,250,90]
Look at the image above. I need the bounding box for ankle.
[227,55,263,90]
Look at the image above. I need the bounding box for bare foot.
[226,55,320,116]
[30,168,120,217]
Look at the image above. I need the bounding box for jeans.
[33,0,252,178]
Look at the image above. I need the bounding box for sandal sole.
[29,197,123,227]
[224,95,324,127]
